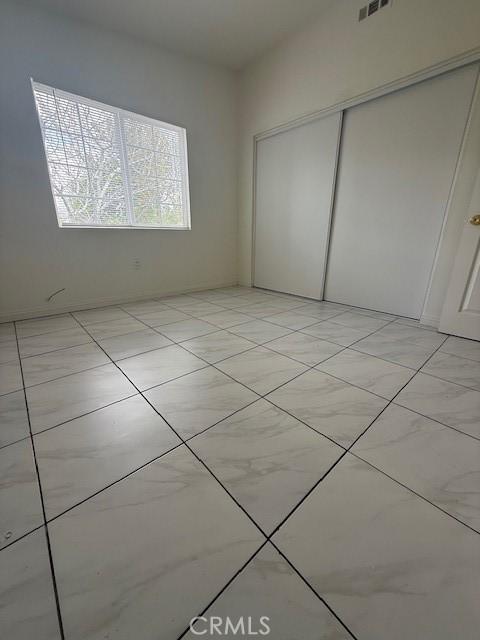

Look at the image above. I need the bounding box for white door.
[324,64,479,318]
[254,112,342,299]
[439,169,480,340]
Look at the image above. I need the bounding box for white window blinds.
[32,81,191,229]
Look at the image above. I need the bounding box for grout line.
[0,433,31,451]
[267,539,359,640]
[20,358,113,390]
[27,392,139,438]
[0,521,45,553]
[344,333,449,453]
[413,369,480,394]
[12,322,66,640]
[18,337,94,361]
[349,451,480,535]
[390,401,480,442]
[45,440,185,524]
[175,541,270,639]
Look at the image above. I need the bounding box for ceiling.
[25,0,333,69]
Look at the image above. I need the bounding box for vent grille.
[359,0,391,21]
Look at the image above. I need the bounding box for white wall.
[0,0,238,321]
[238,0,480,322]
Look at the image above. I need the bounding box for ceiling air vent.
[359,0,391,21]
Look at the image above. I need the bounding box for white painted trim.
[420,66,480,320]
[420,313,440,328]
[254,47,480,142]
[0,281,238,323]
[250,136,258,287]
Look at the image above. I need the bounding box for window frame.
[31,80,192,230]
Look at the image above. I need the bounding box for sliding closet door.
[254,112,341,299]
[325,64,479,318]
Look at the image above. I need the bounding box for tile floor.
[1,286,479,639]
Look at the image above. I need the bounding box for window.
[32,81,191,229]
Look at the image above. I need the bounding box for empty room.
[1,0,480,638]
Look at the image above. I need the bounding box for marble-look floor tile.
[265,332,343,366]
[184,544,350,640]
[0,391,29,448]
[145,367,258,438]
[119,300,170,317]
[394,317,438,331]
[267,370,387,447]
[16,314,78,339]
[235,293,279,307]
[49,446,263,640]
[295,302,344,322]
[229,319,292,345]
[354,323,446,369]
[190,400,343,533]
[187,290,232,303]
[180,330,255,364]
[196,309,252,329]
[348,307,397,321]
[0,439,43,548]
[72,306,130,326]
[260,298,306,311]
[421,351,480,391]
[98,328,173,361]
[235,303,288,318]
[26,364,136,434]
[136,308,190,327]
[156,294,190,305]
[35,395,181,519]
[353,404,480,531]
[0,359,23,396]
[168,300,224,316]
[116,344,206,390]
[395,373,480,439]
[158,318,218,342]
[301,321,373,347]
[18,326,92,358]
[273,454,480,640]
[216,347,308,395]
[262,311,321,330]
[21,343,109,387]
[0,528,61,640]
[85,317,146,340]
[439,335,480,362]
[289,304,345,321]
[215,296,256,309]
[0,322,16,339]
[318,349,415,399]
[0,338,19,364]
[214,286,252,296]
[329,310,391,332]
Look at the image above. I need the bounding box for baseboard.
[0,280,239,323]
[420,312,440,328]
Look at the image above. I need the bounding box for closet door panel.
[254,112,341,299]
[325,65,478,318]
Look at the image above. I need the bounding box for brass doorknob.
[469,214,480,226]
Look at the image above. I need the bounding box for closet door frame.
[250,48,480,321]
[252,111,343,300]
